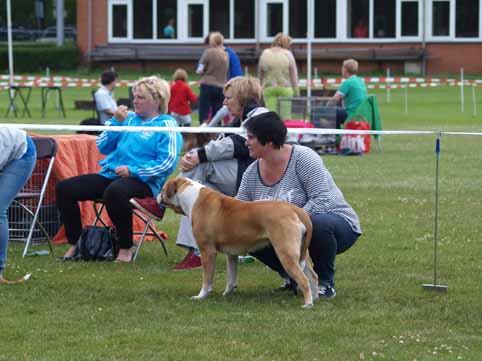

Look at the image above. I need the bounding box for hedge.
[0,43,80,72]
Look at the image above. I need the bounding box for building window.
[157,0,177,39]
[289,0,307,38]
[348,0,369,38]
[188,4,204,37]
[314,0,336,38]
[210,0,230,36]
[456,0,479,37]
[112,4,128,38]
[374,0,395,38]
[234,0,255,38]
[267,3,283,37]
[401,1,419,36]
[432,1,450,36]
[133,0,153,38]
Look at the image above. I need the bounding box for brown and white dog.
[160,177,317,308]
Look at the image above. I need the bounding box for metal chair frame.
[16,137,58,257]
[92,199,168,262]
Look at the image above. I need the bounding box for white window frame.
[260,0,288,41]
[179,0,208,41]
[106,0,482,45]
[426,0,481,41]
[427,0,453,40]
[397,0,422,40]
[108,0,131,42]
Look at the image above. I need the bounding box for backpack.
[72,226,118,261]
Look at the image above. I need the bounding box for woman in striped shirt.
[236,111,362,299]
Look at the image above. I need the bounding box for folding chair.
[92,198,168,262]
[11,137,58,257]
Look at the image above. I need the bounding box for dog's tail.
[0,273,31,285]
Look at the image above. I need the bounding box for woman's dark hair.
[244,111,286,149]
[101,70,118,86]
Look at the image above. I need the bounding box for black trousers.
[56,173,152,248]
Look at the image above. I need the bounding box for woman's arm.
[287,50,299,96]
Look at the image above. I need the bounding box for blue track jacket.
[96,112,183,196]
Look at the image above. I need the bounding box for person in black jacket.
[174,76,269,270]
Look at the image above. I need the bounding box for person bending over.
[0,127,36,283]
[56,76,182,263]
[236,111,362,298]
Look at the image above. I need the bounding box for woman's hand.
[114,105,129,123]
[180,151,200,171]
[115,166,130,177]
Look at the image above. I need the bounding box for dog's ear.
[164,179,177,199]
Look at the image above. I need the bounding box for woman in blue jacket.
[56,76,182,262]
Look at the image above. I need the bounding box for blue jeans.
[0,153,36,274]
[250,213,360,287]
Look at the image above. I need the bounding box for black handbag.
[72,226,118,261]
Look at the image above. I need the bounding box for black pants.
[56,174,152,248]
[198,84,224,124]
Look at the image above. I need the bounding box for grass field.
[1,82,482,360]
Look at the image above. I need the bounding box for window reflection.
[348,0,369,38]
[133,0,153,39]
[157,0,177,39]
[401,1,419,36]
[432,1,450,36]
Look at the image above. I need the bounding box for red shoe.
[130,197,166,221]
[173,250,202,270]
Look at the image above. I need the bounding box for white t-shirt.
[95,86,118,124]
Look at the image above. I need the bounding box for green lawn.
[1,83,482,360]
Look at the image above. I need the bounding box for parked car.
[37,26,77,41]
[0,26,38,41]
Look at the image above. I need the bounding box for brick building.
[77,0,482,74]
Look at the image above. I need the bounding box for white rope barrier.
[3,123,482,137]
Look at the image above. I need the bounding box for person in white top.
[95,70,118,125]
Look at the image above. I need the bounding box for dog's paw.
[222,285,237,296]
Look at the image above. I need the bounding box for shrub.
[0,43,80,72]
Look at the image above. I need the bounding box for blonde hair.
[209,31,224,47]
[134,76,170,114]
[223,76,262,108]
[272,33,292,49]
[343,59,359,75]
[172,68,188,82]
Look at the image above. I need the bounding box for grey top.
[236,145,362,234]
[0,127,28,170]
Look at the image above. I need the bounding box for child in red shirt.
[169,68,198,126]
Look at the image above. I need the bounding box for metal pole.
[56,0,65,46]
[386,68,391,104]
[460,67,464,113]
[404,85,408,114]
[306,0,313,98]
[472,84,477,118]
[87,0,92,64]
[422,134,448,292]
[7,0,14,85]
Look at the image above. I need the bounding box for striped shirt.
[236,145,361,234]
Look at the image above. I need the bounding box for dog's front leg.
[191,249,216,300]
[223,254,238,296]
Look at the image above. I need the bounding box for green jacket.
[346,94,382,140]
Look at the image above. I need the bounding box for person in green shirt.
[328,59,367,128]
